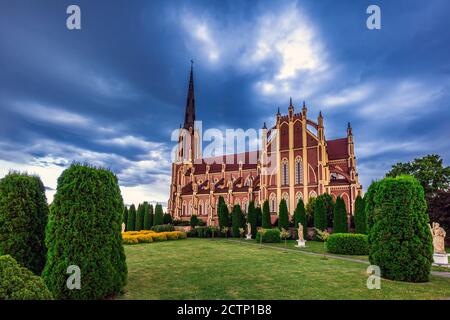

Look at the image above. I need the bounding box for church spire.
[183,60,195,130]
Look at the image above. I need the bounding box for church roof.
[327,138,349,160]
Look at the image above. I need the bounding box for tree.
[386,154,450,199]
[190,215,199,228]
[428,190,450,243]
[247,201,257,237]
[123,206,128,229]
[294,199,307,239]
[217,196,229,229]
[367,176,432,282]
[135,204,144,231]
[305,196,316,227]
[262,200,271,228]
[143,202,151,230]
[232,205,243,237]
[278,199,289,230]
[154,204,164,226]
[354,196,367,234]
[313,196,327,232]
[43,163,127,299]
[255,206,262,229]
[127,205,136,231]
[0,172,48,275]
[316,194,334,227]
[163,213,173,224]
[333,197,348,233]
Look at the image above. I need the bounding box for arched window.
[182,201,187,216]
[235,199,241,207]
[199,200,204,216]
[282,158,289,186]
[270,193,277,213]
[309,191,317,199]
[188,201,192,216]
[295,192,303,204]
[295,157,303,184]
[282,192,289,212]
[205,200,210,216]
[242,198,248,213]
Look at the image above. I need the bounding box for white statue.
[121,222,126,233]
[298,223,304,241]
[246,223,252,240]
[429,222,446,254]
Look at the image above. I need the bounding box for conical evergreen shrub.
[333,197,348,233]
[262,200,271,228]
[127,205,136,231]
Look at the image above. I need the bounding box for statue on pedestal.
[121,222,126,233]
[298,223,304,241]
[429,222,446,254]
[246,223,252,240]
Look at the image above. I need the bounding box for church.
[167,64,363,225]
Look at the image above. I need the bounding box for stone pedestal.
[432,253,449,265]
[245,234,252,240]
[295,239,306,248]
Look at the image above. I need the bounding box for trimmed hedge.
[333,197,348,233]
[154,204,164,226]
[0,172,49,275]
[367,176,433,282]
[122,230,186,244]
[278,199,289,230]
[326,233,369,255]
[262,200,271,228]
[256,228,281,243]
[127,204,136,231]
[43,163,127,299]
[247,201,257,237]
[0,255,53,300]
[217,196,229,229]
[313,197,327,232]
[354,196,367,234]
[151,224,175,232]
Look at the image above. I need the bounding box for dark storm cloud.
[0,0,450,195]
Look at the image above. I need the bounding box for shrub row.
[255,228,281,243]
[326,233,369,255]
[122,230,187,245]
[151,224,175,232]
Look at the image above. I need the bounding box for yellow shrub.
[152,233,167,241]
[136,234,154,243]
[122,236,139,244]
[166,232,179,240]
[122,230,186,244]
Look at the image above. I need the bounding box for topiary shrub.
[231,204,243,237]
[354,195,367,234]
[256,228,281,243]
[0,255,53,300]
[262,200,271,228]
[42,163,127,299]
[153,204,164,226]
[313,196,327,234]
[127,204,136,231]
[326,233,369,255]
[0,172,49,275]
[135,204,144,231]
[368,176,433,282]
[255,206,262,229]
[143,202,152,230]
[123,206,128,229]
[151,224,175,232]
[278,199,289,230]
[247,201,257,237]
[332,197,348,233]
[163,213,173,224]
[190,214,200,228]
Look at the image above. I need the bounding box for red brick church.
[167,64,362,225]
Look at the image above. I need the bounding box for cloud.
[321,84,374,108]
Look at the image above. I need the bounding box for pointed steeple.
[183,60,195,130]
[262,122,267,129]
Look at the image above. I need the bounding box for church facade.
[167,65,362,225]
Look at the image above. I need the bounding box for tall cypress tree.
[278,199,289,230]
[163,213,173,224]
[354,195,367,234]
[247,201,257,237]
[313,197,327,231]
[232,204,243,237]
[148,204,154,227]
[154,204,164,226]
[218,196,229,228]
[262,200,271,228]
[123,206,128,230]
[333,197,348,233]
[0,172,48,275]
[135,204,144,231]
[294,199,307,239]
[255,206,262,229]
[143,202,151,230]
[127,204,136,231]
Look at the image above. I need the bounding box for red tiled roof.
[327,138,348,160]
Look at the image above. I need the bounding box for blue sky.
[1,0,450,207]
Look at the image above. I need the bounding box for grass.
[120,238,450,300]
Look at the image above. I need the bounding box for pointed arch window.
[295,157,303,184]
[282,192,289,212]
[282,158,289,186]
[270,193,277,213]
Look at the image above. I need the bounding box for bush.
[278,199,289,230]
[326,233,369,255]
[154,204,164,226]
[0,172,48,275]
[163,213,173,224]
[333,197,348,233]
[255,206,262,229]
[43,163,127,299]
[121,230,186,244]
[190,215,200,228]
[262,200,271,228]
[127,204,136,231]
[151,224,174,232]
[247,201,257,237]
[313,196,327,231]
[143,202,152,230]
[368,176,433,282]
[173,219,190,226]
[123,206,128,228]
[0,255,53,300]
[317,194,334,227]
[135,204,144,231]
[256,228,281,243]
[294,199,307,239]
[354,196,367,234]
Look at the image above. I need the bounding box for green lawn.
[119,238,450,300]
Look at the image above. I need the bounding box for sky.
[1,0,450,208]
